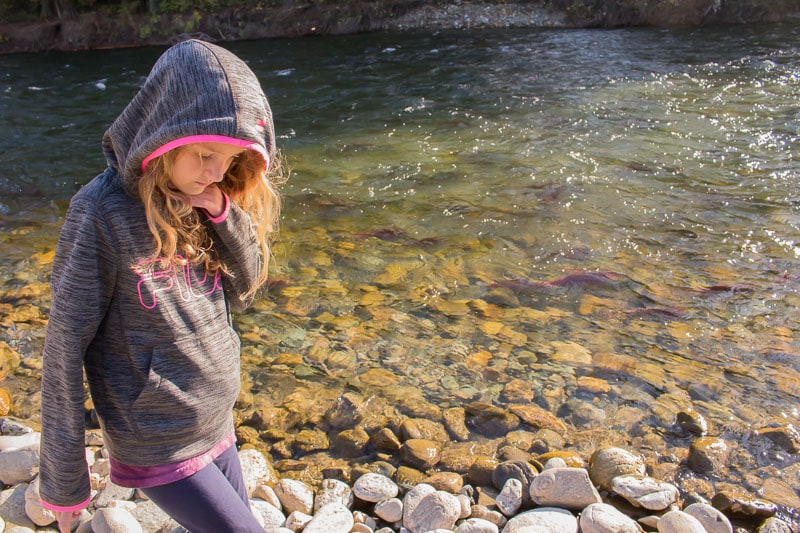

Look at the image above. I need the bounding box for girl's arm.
[40,197,116,510]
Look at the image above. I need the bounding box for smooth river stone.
[495,478,523,517]
[656,510,706,533]
[91,507,143,533]
[353,472,399,503]
[404,491,461,533]
[374,497,403,523]
[610,475,679,510]
[501,507,578,533]
[400,438,442,470]
[303,503,354,533]
[274,478,315,515]
[578,502,642,533]
[314,478,353,512]
[588,447,645,490]
[683,502,733,533]
[529,467,601,510]
[687,436,731,474]
[455,518,500,533]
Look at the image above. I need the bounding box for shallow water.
[2,24,800,508]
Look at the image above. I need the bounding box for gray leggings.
[141,445,264,532]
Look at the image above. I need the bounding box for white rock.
[352,523,374,533]
[285,510,313,531]
[253,484,282,511]
[353,472,399,503]
[94,480,135,508]
[251,497,287,530]
[529,467,601,510]
[0,432,40,451]
[404,491,461,533]
[579,502,642,533]
[275,478,315,515]
[611,476,678,511]
[107,499,137,511]
[0,483,36,529]
[657,510,706,533]
[130,498,178,533]
[0,445,39,485]
[303,502,354,533]
[402,483,436,526]
[496,478,523,517]
[501,507,578,533]
[315,478,354,512]
[375,497,403,523]
[457,493,472,519]
[92,507,143,533]
[455,517,500,533]
[354,510,377,528]
[92,457,111,477]
[683,502,733,533]
[6,527,36,533]
[24,476,55,526]
[542,457,567,470]
[239,448,277,495]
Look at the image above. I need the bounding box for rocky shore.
[1,409,798,532]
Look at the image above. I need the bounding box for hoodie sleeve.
[206,198,262,312]
[40,197,117,510]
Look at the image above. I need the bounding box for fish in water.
[488,270,625,293]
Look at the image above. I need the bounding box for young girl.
[39,39,284,532]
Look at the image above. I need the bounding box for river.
[1,23,799,521]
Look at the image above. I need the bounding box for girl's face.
[169,142,246,196]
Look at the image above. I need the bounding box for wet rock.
[675,408,709,436]
[711,486,778,520]
[456,517,499,533]
[688,436,731,474]
[683,502,733,533]
[588,447,645,490]
[423,471,463,493]
[404,490,461,533]
[502,507,578,532]
[579,502,642,533]
[465,402,520,437]
[495,478,523,517]
[492,460,538,506]
[314,478,354,512]
[656,509,706,533]
[536,450,584,468]
[468,456,499,487]
[443,408,471,441]
[293,428,330,454]
[529,467,601,510]
[374,497,403,523]
[755,426,800,453]
[399,418,449,442]
[508,404,569,434]
[324,392,365,430]
[610,475,679,510]
[91,507,143,533]
[396,465,426,488]
[304,503,354,533]
[500,379,535,404]
[353,472,399,503]
[557,398,607,427]
[757,517,795,533]
[400,438,442,470]
[332,427,370,457]
[371,428,402,451]
[275,478,315,515]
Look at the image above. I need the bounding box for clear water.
[2,23,800,508]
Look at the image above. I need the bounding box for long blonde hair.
[138,147,284,298]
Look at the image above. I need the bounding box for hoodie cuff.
[203,191,230,223]
[41,495,91,513]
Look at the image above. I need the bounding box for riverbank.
[1,0,799,55]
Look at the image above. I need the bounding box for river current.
[2,23,800,512]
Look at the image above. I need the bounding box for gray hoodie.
[39,39,275,509]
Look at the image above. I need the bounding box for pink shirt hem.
[109,430,236,489]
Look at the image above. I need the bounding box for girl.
[39,39,284,532]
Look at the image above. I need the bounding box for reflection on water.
[2,24,800,501]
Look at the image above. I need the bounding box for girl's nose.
[204,162,226,183]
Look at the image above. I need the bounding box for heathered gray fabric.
[39,39,274,509]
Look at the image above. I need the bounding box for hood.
[102,39,275,195]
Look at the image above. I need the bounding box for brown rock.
[508,404,569,434]
[467,455,499,487]
[423,471,464,493]
[400,439,442,470]
[688,437,731,475]
[465,402,520,438]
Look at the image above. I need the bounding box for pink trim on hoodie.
[141,135,269,172]
[41,494,91,513]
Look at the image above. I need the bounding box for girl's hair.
[138,146,284,298]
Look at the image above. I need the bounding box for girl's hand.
[189,184,225,218]
[55,509,80,533]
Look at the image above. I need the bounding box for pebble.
[610,475,678,510]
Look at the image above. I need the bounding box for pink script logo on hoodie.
[135,257,221,309]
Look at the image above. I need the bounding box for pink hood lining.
[141,134,269,172]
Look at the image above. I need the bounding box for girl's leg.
[141,446,262,533]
